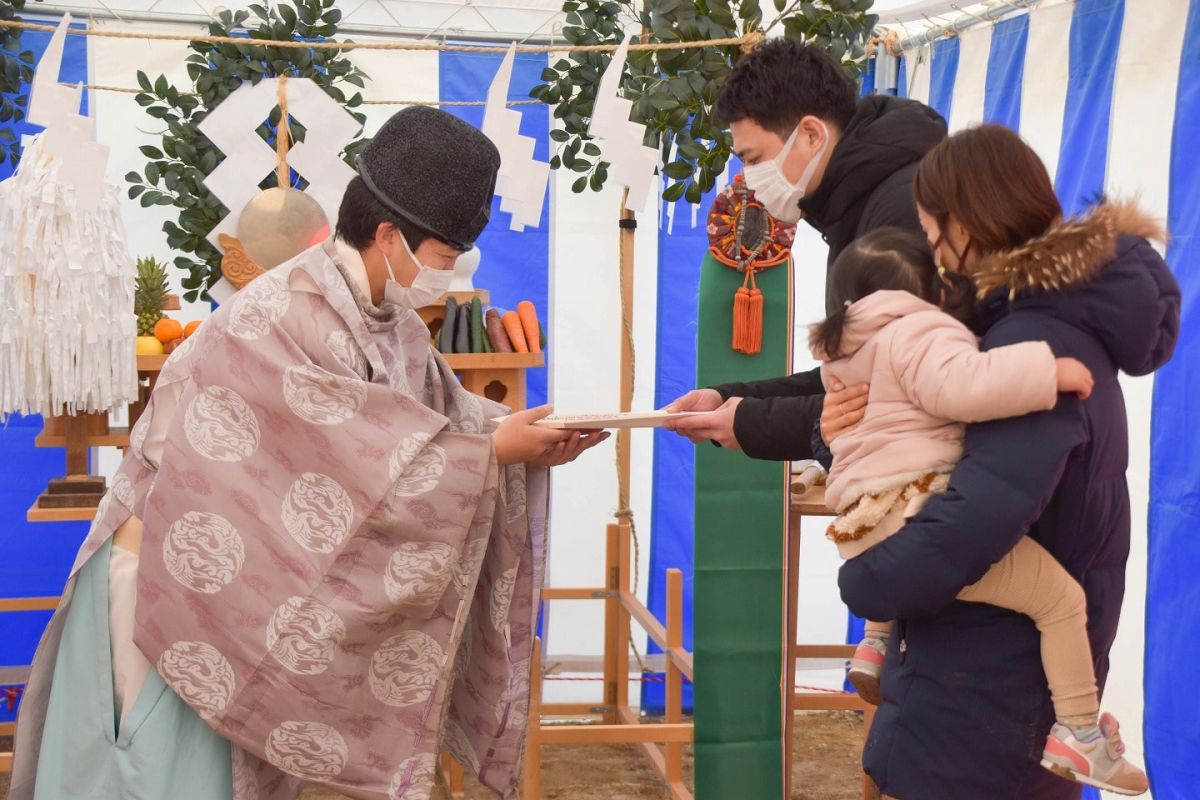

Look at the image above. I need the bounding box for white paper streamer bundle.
[0,135,137,417]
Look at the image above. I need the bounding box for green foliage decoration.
[531,0,877,204]
[127,0,369,302]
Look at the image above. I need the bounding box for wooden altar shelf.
[26,354,169,523]
[442,352,544,370]
[417,292,544,412]
[787,484,880,800]
[136,354,168,372]
[0,597,59,612]
[35,427,130,449]
[26,502,98,523]
[520,523,693,800]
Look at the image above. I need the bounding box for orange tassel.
[733,285,750,351]
[732,267,764,355]
[746,285,763,354]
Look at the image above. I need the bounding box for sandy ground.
[0,712,867,799]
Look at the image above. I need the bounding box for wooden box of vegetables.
[418,291,545,409]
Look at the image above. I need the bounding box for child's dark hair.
[811,227,976,359]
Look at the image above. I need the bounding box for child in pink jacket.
[811,227,1147,795]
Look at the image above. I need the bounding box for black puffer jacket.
[839,202,1180,799]
[715,96,946,461]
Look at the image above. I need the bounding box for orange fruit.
[184,320,202,338]
[154,318,183,344]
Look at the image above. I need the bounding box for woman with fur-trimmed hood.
[836,125,1180,800]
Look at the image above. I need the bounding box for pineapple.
[134,257,169,336]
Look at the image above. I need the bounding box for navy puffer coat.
[839,202,1181,800]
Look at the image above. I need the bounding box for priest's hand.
[663,388,724,414]
[820,378,869,445]
[664,397,742,449]
[493,405,610,467]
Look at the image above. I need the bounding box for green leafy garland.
[531,0,878,203]
[127,0,369,302]
[0,0,41,169]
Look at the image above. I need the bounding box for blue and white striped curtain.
[646,1,1200,791]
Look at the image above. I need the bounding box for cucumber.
[455,304,471,354]
[438,297,458,353]
[470,297,485,353]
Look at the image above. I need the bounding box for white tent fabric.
[4,4,1179,790]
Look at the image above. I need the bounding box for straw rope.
[0,19,762,53]
[58,82,541,106]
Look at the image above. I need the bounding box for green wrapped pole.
[693,253,793,800]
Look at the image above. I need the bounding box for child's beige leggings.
[864,534,1098,720]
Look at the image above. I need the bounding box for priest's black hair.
[335,176,444,252]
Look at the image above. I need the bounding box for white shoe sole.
[1040,758,1148,796]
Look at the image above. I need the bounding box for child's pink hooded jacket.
[814,290,1060,556]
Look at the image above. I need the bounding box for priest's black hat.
[357,106,500,251]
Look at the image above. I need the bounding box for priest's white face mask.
[382,231,460,310]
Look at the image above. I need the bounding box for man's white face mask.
[382,234,456,310]
[742,120,830,224]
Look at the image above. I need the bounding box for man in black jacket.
[666,40,946,459]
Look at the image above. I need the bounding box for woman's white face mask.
[382,235,456,310]
[742,120,830,224]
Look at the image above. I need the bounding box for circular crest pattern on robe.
[163,511,246,593]
[186,385,262,462]
[266,595,347,675]
[384,541,457,607]
[228,274,292,340]
[389,752,440,800]
[369,630,444,707]
[283,363,369,425]
[265,720,349,779]
[157,640,237,721]
[281,472,356,554]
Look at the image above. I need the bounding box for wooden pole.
[64,414,88,477]
[666,568,684,784]
[616,520,632,711]
[603,524,621,725]
[617,192,636,505]
[522,636,543,800]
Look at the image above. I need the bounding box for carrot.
[502,311,529,353]
[517,301,541,353]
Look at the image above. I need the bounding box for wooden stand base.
[788,484,878,800]
[523,523,693,800]
[36,476,106,509]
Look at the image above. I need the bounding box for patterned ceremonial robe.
[9,239,548,800]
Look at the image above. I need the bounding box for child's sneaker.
[847,637,887,706]
[1041,712,1148,796]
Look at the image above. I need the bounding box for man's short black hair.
[715,40,857,138]
[335,175,444,252]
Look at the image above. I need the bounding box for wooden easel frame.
[788,484,880,800]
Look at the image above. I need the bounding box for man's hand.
[820,379,869,445]
[664,388,725,413]
[493,405,610,466]
[664,397,742,449]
